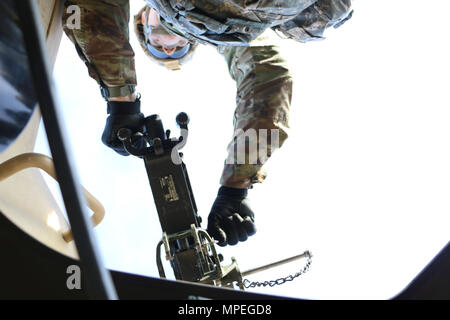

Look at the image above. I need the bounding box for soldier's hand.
[207,186,256,247]
[101,98,145,156]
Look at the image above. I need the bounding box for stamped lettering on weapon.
[160,175,179,202]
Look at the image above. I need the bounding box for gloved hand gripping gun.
[117,112,244,288]
[118,112,312,290]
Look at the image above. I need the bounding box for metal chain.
[242,256,312,289]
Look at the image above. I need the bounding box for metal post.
[241,251,312,277]
[15,0,117,300]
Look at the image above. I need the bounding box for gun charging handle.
[176,112,189,130]
[117,128,145,157]
[174,112,189,157]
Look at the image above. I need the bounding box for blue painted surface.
[0,0,37,153]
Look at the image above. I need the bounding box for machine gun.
[118,112,312,290]
[117,112,244,288]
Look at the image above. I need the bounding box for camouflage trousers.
[62,0,292,189]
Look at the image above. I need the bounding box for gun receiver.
[118,113,244,288]
[118,113,312,290]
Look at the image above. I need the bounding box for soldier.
[62,0,353,247]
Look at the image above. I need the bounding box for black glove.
[207,186,256,247]
[101,98,145,156]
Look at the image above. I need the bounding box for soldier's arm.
[62,0,136,100]
[218,37,293,189]
[275,0,353,42]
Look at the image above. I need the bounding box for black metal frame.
[15,0,117,300]
[393,241,450,299]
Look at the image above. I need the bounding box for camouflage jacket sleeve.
[218,36,292,189]
[274,0,353,42]
[62,0,136,90]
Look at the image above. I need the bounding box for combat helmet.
[133,6,198,71]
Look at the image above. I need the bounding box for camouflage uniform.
[217,38,292,188]
[62,0,352,189]
[146,0,353,46]
[62,0,136,89]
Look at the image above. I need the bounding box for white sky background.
[35,0,450,300]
